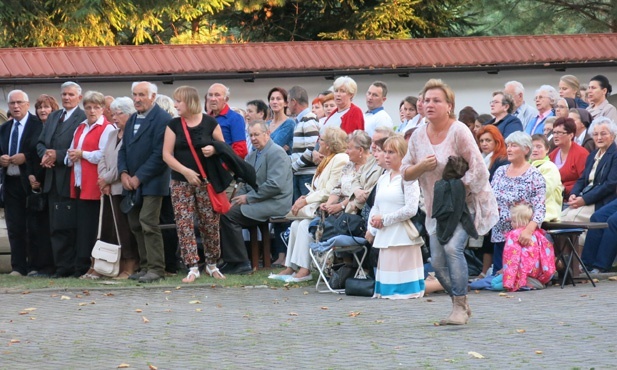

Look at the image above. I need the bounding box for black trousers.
[48,188,76,275]
[219,205,261,264]
[4,175,29,274]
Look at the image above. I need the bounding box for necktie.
[59,110,67,123]
[9,121,19,156]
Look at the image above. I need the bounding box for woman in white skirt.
[368,135,425,299]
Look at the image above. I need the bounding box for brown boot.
[439,296,454,325]
[442,296,470,325]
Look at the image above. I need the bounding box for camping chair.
[309,236,368,294]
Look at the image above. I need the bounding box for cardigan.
[323,103,365,134]
[549,142,589,198]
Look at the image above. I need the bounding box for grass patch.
[0,268,314,292]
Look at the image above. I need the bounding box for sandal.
[206,264,226,280]
[182,267,200,283]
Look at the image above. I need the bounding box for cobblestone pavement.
[1,279,616,370]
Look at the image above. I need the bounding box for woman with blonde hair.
[370,135,425,299]
[322,76,364,134]
[402,79,498,325]
[559,74,588,109]
[163,86,227,283]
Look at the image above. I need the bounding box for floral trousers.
[170,180,220,266]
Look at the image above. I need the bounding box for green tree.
[213,0,477,41]
[469,0,616,35]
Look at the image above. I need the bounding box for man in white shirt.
[364,81,393,137]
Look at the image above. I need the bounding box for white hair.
[61,81,82,95]
[589,116,617,138]
[131,81,158,97]
[7,89,29,102]
[110,96,136,116]
[333,76,358,96]
[535,85,559,107]
[155,94,178,117]
[505,131,533,160]
[505,81,525,95]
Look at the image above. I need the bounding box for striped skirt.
[373,245,425,299]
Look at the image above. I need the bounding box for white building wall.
[0,67,614,123]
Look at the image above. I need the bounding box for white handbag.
[91,195,121,277]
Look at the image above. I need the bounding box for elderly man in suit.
[219,121,293,274]
[118,81,172,283]
[0,90,46,276]
[37,81,87,278]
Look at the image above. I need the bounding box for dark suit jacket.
[37,107,86,197]
[0,113,43,192]
[571,142,617,210]
[118,104,172,196]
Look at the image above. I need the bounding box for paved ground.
[1,278,615,370]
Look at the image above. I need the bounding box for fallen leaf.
[18,311,29,315]
[188,300,201,304]
[580,294,588,297]
[468,351,485,359]
[348,311,361,317]
[337,298,343,301]
[23,308,36,312]
[21,291,30,295]
[242,314,250,318]
[75,294,83,298]
[535,350,543,355]
[135,309,143,313]
[516,329,526,333]
[90,301,96,305]
[434,322,440,326]
[289,312,298,316]
[117,364,130,368]
[83,290,91,296]
[60,295,71,300]
[498,293,507,297]
[592,278,600,283]
[163,291,171,294]
[78,303,88,306]
[426,299,434,302]
[375,320,384,324]
[474,290,480,294]
[608,276,617,281]
[320,306,328,310]
[104,292,114,297]
[9,339,20,344]
[148,365,157,370]
[50,294,58,298]
[195,308,202,312]
[175,286,181,290]
[303,291,309,295]
[29,317,36,320]
[164,309,172,313]
[505,295,514,298]
[142,316,149,323]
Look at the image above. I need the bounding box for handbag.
[51,200,77,230]
[91,195,121,277]
[345,278,375,297]
[284,201,319,220]
[181,117,231,214]
[26,190,47,212]
[320,211,366,242]
[120,187,142,214]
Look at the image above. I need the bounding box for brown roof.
[0,34,615,83]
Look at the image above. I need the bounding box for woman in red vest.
[66,91,114,278]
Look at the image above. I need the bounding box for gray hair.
[131,81,158,96]
[348,130,372,151]
[505,131,533,160]
[333,76,358,96]
[61,81,82,95]
[155,94,178,117]
[505,81,524,95]
[589,116,617,138]
[288,86,308,106]
[250,121,269,133]
[110,96,136,116]
[373,126,395,137]
[535,85,559,107]
[7,89,29,102]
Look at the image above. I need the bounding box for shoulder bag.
[181,117,231,214]
[91,195,121,277]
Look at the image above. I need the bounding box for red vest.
[70,119,110,200]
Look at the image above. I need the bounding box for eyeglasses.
[489,100,502,105]
[556,105,568,109]
[8,101,26,106]
[552,130,568,136]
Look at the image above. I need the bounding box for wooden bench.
[542,221,608,288]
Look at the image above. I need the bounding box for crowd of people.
[1,72,616,326]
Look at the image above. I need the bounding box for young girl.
[502,204,556,291]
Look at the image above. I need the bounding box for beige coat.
[98,128,124,195]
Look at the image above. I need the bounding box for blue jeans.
[582,199,617,271]
[429,224,469,296]
[293,174,313,203]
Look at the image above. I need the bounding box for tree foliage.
[468,0,617,35]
